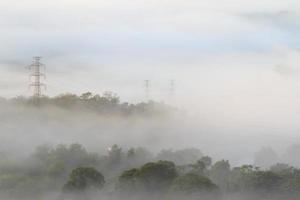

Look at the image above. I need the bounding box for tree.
[10,92,176,116]
[156,148,203,165]
[171,173,218,193]
[170,173,220,200]
[63,167,105,192]
[103,91,120,104]
[118,168,140,193]
[139,160,178,191]
[49,143,97,170]
[232,167,281,191]
[248,171,282,192]
[210,160,230,190]
[229,165,257,191]
[117,160,178,193]
[199,156,212,168]
[80,92,93,100]
[47,160,65,177]
[107,144,123,170]
[188,160,207,177]
[270,163,292,174]
[126,147,153,167]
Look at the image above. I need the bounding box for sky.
[1,0,300,123]
[1,0,300,161]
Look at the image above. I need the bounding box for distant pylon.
[169,79,175,97]
[144,80,150,101]
[28,57,46,97]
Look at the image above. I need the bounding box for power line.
[28,57,46,97]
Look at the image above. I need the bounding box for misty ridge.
[0,92,300,200]
[2,0,300,199]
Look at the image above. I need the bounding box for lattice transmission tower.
[169,79,175,97]
[28,57,46,97]
[144,80,150,101]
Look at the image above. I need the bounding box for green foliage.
[139,161,178,190]
[157,148,203,165]
[199,156,212,168]
[191,161,206,175]
[10,92,175,117]
[171,173,218,193]
[108,145,122,163]
[0,174,27,190]
[210,160,231,189]
[118,168,140,192]
[63,167,105,192]
[106,144,124,173]
[229,165,285,193]
[270,163,292,173]
[32,143,98,179]
[126,147,153,167]
[119,168,140,181]
[118,160,178,193]
[248,171,282,191]
[47,160,65,177]
[177,156,213,178]
[3,142,300,199]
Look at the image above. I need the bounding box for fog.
[0,96,299,200]
[1,0,300,199]
[1,97,299,166]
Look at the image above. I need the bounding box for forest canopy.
[1,143,300,200]
[1,92,176,117]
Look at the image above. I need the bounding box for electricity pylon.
[28,57,46,97]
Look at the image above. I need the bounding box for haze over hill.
[1,1,300,151]
[0,93,299,168]
[1,0,300,200]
